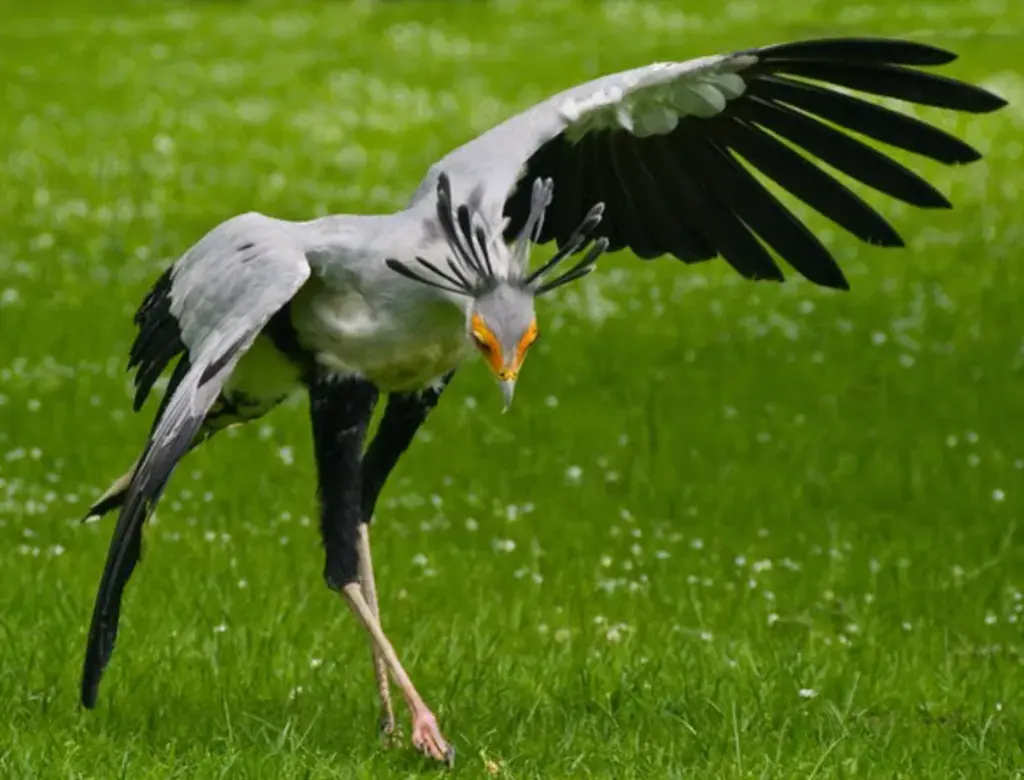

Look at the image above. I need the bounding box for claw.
[411,708,453,766]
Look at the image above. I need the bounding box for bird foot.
[411,708,454,767]
[378,711,400,745]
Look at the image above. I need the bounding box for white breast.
[291,275,473,392]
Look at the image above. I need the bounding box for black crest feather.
[386,172,608,297]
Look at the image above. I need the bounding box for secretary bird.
[80,37,1006,765]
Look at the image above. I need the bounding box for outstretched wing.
[411,37,1005,289]
[81,212,311,708]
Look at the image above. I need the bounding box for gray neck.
[301,212,405,252]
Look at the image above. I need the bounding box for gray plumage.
[81,35,1005,738]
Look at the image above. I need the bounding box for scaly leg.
[358,374,454,742]
[310,373,454,766]
[356,522,395,737]
[342,582,454,766]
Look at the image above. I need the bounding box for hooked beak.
[499,376,516,412]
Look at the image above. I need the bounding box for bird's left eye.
[522,323,539,350]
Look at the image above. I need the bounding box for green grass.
[1,0,1022,777]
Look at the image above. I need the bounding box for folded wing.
[81,213,311,708]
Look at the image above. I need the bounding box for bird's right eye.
[470,314,494,352]
[471,331,490,352]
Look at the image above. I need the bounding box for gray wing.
[82,212,311,708]
[411,37,1005,289]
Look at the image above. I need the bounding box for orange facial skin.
[470,314,538,380]
[514,319,539,371]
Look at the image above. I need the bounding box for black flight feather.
[733,96,952,208]
[502,35,1004,290]
[747,74,983,165]
[763,59,1007,114]
[754,37,959,67]
[712,116,904,247]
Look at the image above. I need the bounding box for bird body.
[166,209,478,438]
[292,277,472,391]
[291,237,474,391]
[76,36,1007,767]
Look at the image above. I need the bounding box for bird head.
[386,173,608,411]
[467,284,537,410]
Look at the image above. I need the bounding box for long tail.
[80,377,289,706]
[79,394,264,707]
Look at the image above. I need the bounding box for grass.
[1,0,1022,777]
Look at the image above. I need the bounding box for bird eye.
[471,331,492,352]
[522,322,539,350]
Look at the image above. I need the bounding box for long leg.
[343,582,454,765]
[357,372,454,735]
[309,372,453,765]
[356,523,394,736]
[361,372,454,522]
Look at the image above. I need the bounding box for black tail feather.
[80,421,200,709]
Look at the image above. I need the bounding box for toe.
[411,711,453,765]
